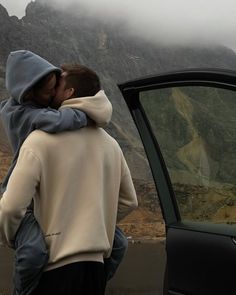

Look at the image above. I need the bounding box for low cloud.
[1,0,236,50]
[0,0,30,17]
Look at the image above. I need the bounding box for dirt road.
[0,239,166,295]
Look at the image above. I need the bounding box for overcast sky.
[1,0,236,51]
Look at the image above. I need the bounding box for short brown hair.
[61,64,101,98]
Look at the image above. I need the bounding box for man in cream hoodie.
[0,63,138,294]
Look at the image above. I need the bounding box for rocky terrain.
[1,0,236,238]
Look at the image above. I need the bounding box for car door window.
[140,86,236,224]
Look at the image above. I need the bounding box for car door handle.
[232,237,236,245]
[168,291,185,295]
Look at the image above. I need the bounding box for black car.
[119,69,236,295]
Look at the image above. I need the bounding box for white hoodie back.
[0,91,138,270]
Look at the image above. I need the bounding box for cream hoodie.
[0,90,138,270]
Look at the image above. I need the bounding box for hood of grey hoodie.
[5,50,61,104]
[60,90,113,127]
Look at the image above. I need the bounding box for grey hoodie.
[0,50,88,192]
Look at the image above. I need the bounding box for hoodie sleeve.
[0,147,41,247]
[31,107,88,133]
[117,152,138,222]
[0,98,88,149]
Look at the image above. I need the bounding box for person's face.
[51,72,74,108]
[33,74,57,107]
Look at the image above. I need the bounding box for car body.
[119,69,236,295]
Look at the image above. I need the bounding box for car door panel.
[167,227,236,295]
[119,69,236,295]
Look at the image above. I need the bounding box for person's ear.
[65,87,75,99]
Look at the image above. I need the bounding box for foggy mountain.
[1,1,236,227]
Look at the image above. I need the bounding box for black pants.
[32,261,106,295]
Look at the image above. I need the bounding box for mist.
[1,0,236,51]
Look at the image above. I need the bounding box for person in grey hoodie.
[0,50,89,193]
[0,50,90,295]
[0,50,128,295]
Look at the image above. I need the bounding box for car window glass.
[140,86,236,224]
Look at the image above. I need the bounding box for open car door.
[119,69,236,295]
